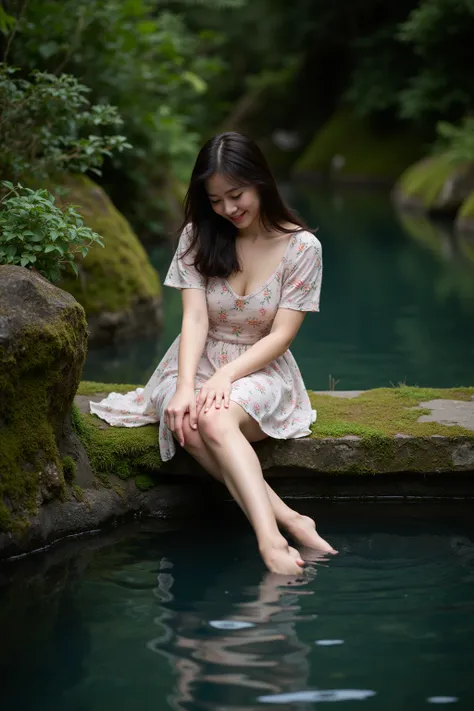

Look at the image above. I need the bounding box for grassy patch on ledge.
[77,381,141,396]
[73,381,161,488]
[308,386,474,438]
[77,381,474,448]
[74,382,474,481]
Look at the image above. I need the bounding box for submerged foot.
[260,538,305,575]
[285,514,337,555]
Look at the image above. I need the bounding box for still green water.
[1,502,473,710]
[83,185,474,389]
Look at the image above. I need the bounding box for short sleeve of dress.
[279,232,322,312]
[163,224,207,290]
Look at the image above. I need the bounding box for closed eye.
[209,193,242,205]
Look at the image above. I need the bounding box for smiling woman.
[90,131,335,574]
[206,174,259,227]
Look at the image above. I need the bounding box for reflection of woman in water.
[91,132,336,573]
[149,555,319,711]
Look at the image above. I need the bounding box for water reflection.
[148,552,328,711]
[0,549,92,709]
[1,505,474,711]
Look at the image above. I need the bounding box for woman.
[91,132,337,574]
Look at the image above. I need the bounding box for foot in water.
[260,539,305,575]
[285,514,337,555]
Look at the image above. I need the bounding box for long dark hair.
[179,132,308,278]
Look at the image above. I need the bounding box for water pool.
[83,185,474,390]
[1,502,473,710]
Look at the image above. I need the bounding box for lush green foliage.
[0,64,130,183]
[0,182,104,282]
[1,0,473,225]
[434,118,474,164]
[5,0,235,233]
[347,0,474,127]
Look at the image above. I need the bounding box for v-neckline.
[224,233,294,300]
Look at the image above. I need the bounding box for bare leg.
[195,403,306,574]
[179,415,336,555]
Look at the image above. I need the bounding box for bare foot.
[260,539,305,575]
[285,514,337,555]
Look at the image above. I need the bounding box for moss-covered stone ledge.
[1,384,473,560]
[75,382,474,486]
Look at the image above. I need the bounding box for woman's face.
[206,173,260,231]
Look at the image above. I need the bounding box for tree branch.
[3,0,29,64]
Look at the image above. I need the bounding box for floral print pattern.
[90,225,322,461]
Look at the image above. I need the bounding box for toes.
[289,546,305,567]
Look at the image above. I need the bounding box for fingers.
[196,388,214,415]
[189,398,198,429]
[197,389,231,415]
[174,411,185,448]
[195,391,204,417]
[164,405,187,446]
[203,390,216,414]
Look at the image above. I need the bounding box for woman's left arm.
[196,310,305,414]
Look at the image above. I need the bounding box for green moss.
[397,212,474,296]
[71,484,84,502]
[459,191,474,219]
[77,381,140,396]
[294,108,424,181]
[308,385,474,439]
[457,196,474,258]
[54,174,161,316]
[75,381,474,480]
[397,212,450,257]
[0,302,87,533]
[71,402,162,482]
[61,455,76,484]
[135,473,158,491]
[397,154,456,209]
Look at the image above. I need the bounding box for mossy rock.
[55,174,163,345]
[75,381,474,481]
[394,155,474,215]
[456,191,474,236]
[396,211,474,301]
[293,108,424,183]
[0,266,88,532]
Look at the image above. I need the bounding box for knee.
[179,415,204,452]
[197,408,232,444]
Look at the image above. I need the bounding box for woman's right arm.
[164,288,208,446]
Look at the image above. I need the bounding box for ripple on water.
[257,689,376,703]
[427,698,458,704]
[209,620,256,630]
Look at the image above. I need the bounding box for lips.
[231,212,246,223]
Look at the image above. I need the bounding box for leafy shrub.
[0,63,131,183]
[5,0,230,233]
[434,118,474,164]
[0,182,104,282]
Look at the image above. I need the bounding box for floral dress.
[90,226,323,461]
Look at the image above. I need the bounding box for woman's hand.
[164,385,197,447]
[196,370,232,416]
